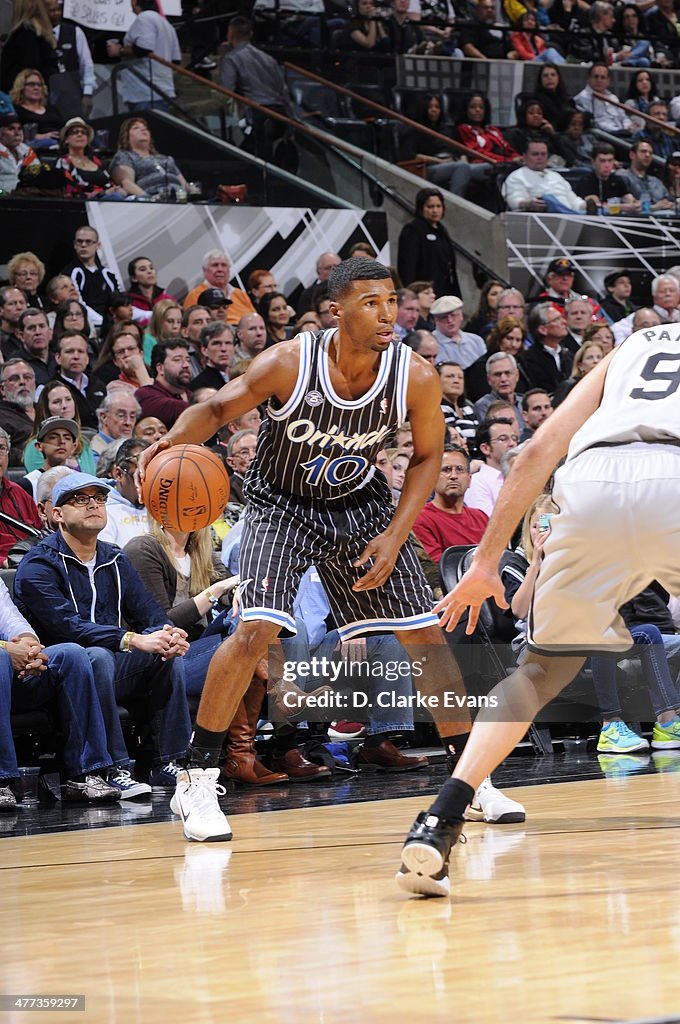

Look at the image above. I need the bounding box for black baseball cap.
[198,288,231,308]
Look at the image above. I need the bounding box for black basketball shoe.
[396,811,465,897]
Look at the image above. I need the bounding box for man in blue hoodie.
[14,473,192,797]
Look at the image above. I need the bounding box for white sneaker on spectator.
[170,768,232,842]
[464,777,526,824]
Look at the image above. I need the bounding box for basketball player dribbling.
[396,320,680,896]
[138,258,524,852]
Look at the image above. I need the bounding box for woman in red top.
[126,256,175,326]
[427,92,519,203]
[509,11,566,64]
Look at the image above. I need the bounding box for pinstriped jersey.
[567,325,680,461]
[253,329,412,500]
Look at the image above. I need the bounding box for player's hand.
[434,563,508,634]
[135,434,175,498]
[352,532,400,591]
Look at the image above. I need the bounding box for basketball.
[142,444,230,532]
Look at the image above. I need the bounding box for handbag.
[217,184,247,204]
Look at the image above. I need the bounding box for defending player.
[138,259,524,845]
[397,320,680,895]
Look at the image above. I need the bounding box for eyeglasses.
[113,345,139,357]
[2,372,36,384]
[439,465,466,476]
[24,80,44,87]
[120,461,138,476]
[109,411,138,422]
[490,433,519,444]
[0,446,9,455]
[66,493,108,506]
[232,448,256,459]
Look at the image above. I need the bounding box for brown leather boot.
[222,678,288,786]
[269,747,332,783]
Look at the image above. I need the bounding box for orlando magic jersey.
[251,329,412,501]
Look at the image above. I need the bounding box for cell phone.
[538,513,554,531]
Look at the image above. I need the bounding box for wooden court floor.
[2,773,680,1024]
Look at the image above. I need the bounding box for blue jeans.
[620,41,652,67]
[0,644,111,780]
[534,49,566,64]
[590,623,680,719]
[183,609,238,698]
[86,647,191,768]
[541,193,586,215]
[288,627,417,734]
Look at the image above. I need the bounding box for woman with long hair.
[259,291,293,347]
[397,187,460,298]
[0,2,56,94]
[552,339,604,405]
[403,93,454,162]
[501,493,559,664]
[53,298,92,344]
[533,63,572,126]
[7,66,60,146]
[504,97,556,156]
[509,11,565,64]
[22,380,95,473]
[142,299,183,363]
[127,256,175,325]
[425,92,519,200]
[465,279,505,335]
[343,0,388,50]
[124,520,289,786]
[110,117,189,198]
[617,7,654,70]
[625,67,660,114]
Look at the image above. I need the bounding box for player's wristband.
[0,640,7,649]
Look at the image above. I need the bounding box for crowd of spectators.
[3,2,680,806]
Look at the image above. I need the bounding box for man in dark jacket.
[14,472,192,795]
[189,322,235,392]
[523,303,573,393]
[0,359,36,466]
[61,226,120,320]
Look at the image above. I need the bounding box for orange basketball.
[142,444,230,532]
